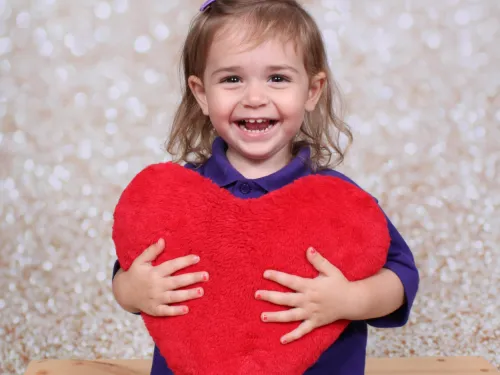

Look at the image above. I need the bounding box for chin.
[239,146,287,163]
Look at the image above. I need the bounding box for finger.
[264,270,307,292]
[255,290,301,307]
[306,247,336,275]
[280,320,315,345]
[163,287,204,305]
[156,254,201,277]
[261,308,306,323]
[151,304,189,317]
[165,272,209,291]
[136,238,166,264]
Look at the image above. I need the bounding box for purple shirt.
[112,137,419,375]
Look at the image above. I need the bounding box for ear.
[188,75,209,115]
[305,72,326,112]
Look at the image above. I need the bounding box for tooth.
[256,119,263,123]
[248,119,255,123]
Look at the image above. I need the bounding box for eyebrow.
[269,65,300,74]
[210,64,300,77]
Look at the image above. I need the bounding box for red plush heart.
[113,162,390,375]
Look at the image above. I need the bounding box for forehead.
[206,21,304,67]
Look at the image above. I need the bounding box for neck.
[226,147,291,179]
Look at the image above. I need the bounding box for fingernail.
[193,256,200,263]
[197,288,203,296]
[255,292,261,300]
[281,338,287,344]
[263,271,270,278]
[262,314,267,321]
[157,238,164,246]
[310,247,316,254]
[183,307,189,314]
[202,273,209,281]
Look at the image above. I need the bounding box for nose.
[241,81,269,108]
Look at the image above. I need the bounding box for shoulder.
[184,162,205,174]
[184,162,198,170]
[316,168,359,186]
[315,168,379,203]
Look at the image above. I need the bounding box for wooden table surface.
[24,356,498,375]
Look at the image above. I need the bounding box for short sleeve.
[367,215,419,328]
[112,259,121,280]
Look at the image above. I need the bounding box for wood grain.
[24,356,498,375]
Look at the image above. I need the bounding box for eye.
[221,76,241,83]
[269,75,290,83]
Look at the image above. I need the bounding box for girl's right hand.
[112,238,208,316]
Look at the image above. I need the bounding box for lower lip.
[234,122,279,139]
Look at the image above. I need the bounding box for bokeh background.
[1,0,499,374]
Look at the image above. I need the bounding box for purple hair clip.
[200,0,216,12]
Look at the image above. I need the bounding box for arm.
[347,268,406,321]
[359,215,419,327]
[255,231,416,344]
[112,265,141,314]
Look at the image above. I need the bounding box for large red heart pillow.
[112,162,390,375]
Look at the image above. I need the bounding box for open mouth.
[235,119,278,133]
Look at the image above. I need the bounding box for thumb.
[306,247,336,275]
[138,238,165,264]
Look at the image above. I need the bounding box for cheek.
[207,89,236,116]
[279,86,309,107]
[280,94,308,118]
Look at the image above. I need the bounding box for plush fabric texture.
[112,162,390,375]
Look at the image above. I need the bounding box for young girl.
[111,0,419,374]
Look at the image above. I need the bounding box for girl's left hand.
[255,247,359,345]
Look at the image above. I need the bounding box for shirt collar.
[203,137,312,192]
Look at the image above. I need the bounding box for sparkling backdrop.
[1,0,499,374]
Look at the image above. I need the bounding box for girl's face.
[189,28,325,177]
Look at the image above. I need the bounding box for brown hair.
[166,0,352,170]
